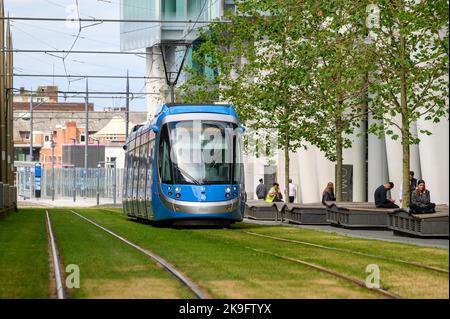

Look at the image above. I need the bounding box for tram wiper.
[173,164,202,186]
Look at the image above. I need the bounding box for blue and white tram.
[122,104,246,226]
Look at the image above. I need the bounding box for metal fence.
[16,164,124,203]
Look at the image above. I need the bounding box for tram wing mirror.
[152,125,160,133]
[122,144,127,151]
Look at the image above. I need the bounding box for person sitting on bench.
[410,180,436,214]
[266,183,283,203]
[322,182,336,203]
[374,182,399,208]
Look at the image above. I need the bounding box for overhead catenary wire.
[9,87,158,96]
[2,16,231,24]
[2,49,156,56]
[6,73,161,80]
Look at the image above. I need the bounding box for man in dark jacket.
[374,182,399,208]
[409,171,418,192]
[256,179,267,200]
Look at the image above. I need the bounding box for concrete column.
[409,121,422,180]
[146,46,166,117]
[314,148,335,203]
[298,144,319,203]
[343,122,367,202]
[368,114,389,202]
[417,117,449,204]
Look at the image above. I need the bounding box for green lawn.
[79,208,449,299]
[70,208,395,299]
[0,209,50,298]
[1,208,447,299]
[48,209,196,299]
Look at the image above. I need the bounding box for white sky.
[5,0,147,111]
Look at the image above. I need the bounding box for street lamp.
[71,138,76,202]
[96,163,101,206]
[51,140,55,201]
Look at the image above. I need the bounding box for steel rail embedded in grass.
[246,246,401,299]
[45,210,66,300]
[244,231,449,274]
[70,210,208,299]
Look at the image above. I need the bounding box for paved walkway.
[244,219,449,249]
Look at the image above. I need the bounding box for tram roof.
[127,104,240,140]
[155,103,239,122]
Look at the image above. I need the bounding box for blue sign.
[35,163,41,178]
[35,163,42,197]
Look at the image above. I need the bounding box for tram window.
[159,125,173,184]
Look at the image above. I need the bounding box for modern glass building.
[120,0,228,51]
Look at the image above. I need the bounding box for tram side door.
[146,136,155,219]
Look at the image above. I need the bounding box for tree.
[367,0,449,207]
[181,0,320,198]
[306,1,375,201]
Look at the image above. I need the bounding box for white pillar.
[417,117,449,204]
[368,114,389,202]
[298,144,319,203]
[146,46,166,117]
[314,147,335,203]
[409,121,422,180]
[343,123,367,202]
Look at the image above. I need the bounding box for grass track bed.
[0,209,50,298]
[48,209,195,299]
[88,208,448,299]
[76,208,395,299]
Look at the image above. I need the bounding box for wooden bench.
[326,202,404,228]
[284,202,330,225]
[388,205,449,238]
[245,200,283,221]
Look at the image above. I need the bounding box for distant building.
[92,116,136,168]
[14,86,59,103]
[13,110,147,168]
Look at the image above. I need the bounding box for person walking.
[256,178,267,200]
[374,182,399,208]
[410,180,436,214]
[288,179,297,203]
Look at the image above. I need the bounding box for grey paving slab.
[243,218,449,249]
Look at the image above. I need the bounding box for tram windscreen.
[159,120,242,185]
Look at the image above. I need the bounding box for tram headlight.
[176,193,181,199]
[175,187,181,193]
[225,187,231,193]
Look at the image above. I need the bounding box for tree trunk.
[400,31,410,208]
[335,115,343,202]
[284,144,290,202]
[284,124,290,202]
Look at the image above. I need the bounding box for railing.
[16,166,125,203]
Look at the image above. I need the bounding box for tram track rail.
[45,210,66,299]
[70,210,209,299]
[246,246,401,299]
[244,231,449,274]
